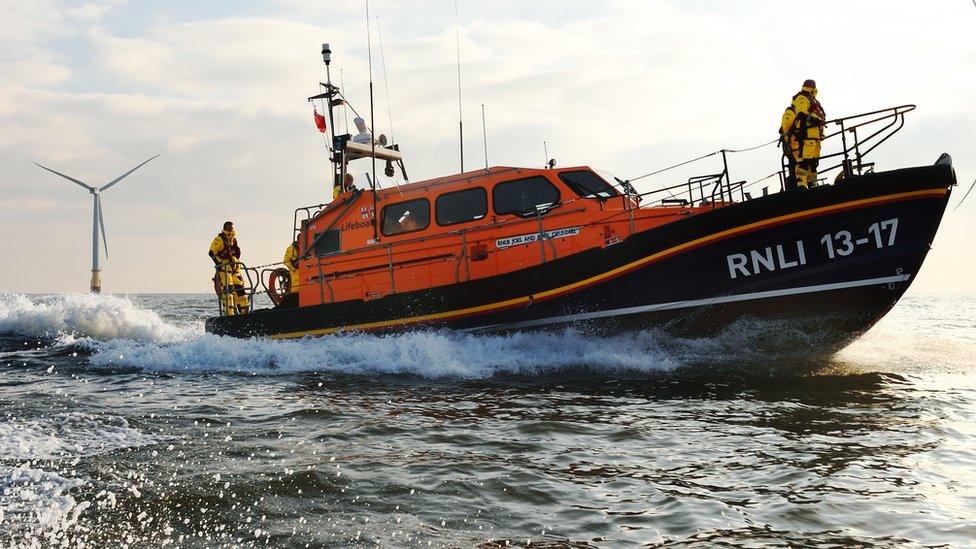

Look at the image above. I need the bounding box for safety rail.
[613,104,916,208]
[212,199,345,315]
[809,104,916,181]
[292,201,331,243]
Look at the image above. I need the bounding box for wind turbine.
[34,156,158,293]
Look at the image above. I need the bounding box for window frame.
[380,197,431,237]
[435,186,489,227]
[311,229,341,257]
[558,170,619,200]
[491,176,563,218]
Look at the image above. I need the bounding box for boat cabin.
[292,165,721,307]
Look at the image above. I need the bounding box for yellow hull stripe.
[269,188,947,339]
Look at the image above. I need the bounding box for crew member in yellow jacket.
[283,240,300,294]
[275,239,301,308]
[780,79,826,189]
[209,221,249,315]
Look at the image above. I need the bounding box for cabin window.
[559,170,618,199]
[492,176,561,217]
[436,187,488,226]
[312,229,341,256]
[381,198,430,236]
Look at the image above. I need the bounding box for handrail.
[620,104,916,201]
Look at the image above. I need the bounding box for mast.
[455,0,464,173]
[366,0,378,241]
[321,43,342,201]
[481,104,488,172]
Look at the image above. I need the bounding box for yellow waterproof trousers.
[790,138,821,189]
[216,265,249,315]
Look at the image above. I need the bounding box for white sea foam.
[0,412,158,461]
[0,293,193,342]
[7,292,970,378]
[0,408,159,546]
[0,293,822,378]
[0,465,87,543]
[81,328,692,377]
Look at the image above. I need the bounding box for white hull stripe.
[463,274,912,332]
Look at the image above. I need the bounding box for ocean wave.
[0,412,159,461]
[6,292,956,378]
[0,293,194,343]
[0,293,837,378]
[79,328,688,377]
[78,315,827,378]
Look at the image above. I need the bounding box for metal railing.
[811,104,916,180]
[615,104,916,208]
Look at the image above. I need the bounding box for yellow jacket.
[781,85,826,141]
[283,242,299,268]
[209,230,241,269]
[283,242,300,293]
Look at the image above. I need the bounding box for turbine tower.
[34,156,158,293]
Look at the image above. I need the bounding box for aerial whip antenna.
[366,0,378,240]
[543,141,549,168]
[340,69,349,134]
[455,0,464,172]
[376,16,395,144]
[481,104,489,172]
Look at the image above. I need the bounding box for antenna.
[365,0,378,240]
[376,16,395,144]
[455,0,464,172]
[34,155,157,293]
[321,42,339,199]
[544,141,549,168]
[481,104,488,172]
[340,68,349,134]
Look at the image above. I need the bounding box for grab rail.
[617,104,916,206]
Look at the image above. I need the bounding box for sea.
[0,291,974,548]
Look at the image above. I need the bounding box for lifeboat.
[205,48,955,354]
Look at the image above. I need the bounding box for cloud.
[0,0,974,293]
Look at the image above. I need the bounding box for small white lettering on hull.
[496,227,580,249]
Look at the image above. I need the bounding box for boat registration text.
[726,218,899,279]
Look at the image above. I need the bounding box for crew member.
[333,173,358,200]
[209,221,249,315]
[283,240,300,293]
[277,239,301,308]
[398,210,419,232]
[780,79,826,189]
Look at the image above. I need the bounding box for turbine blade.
[34,162,95,191]
[97,195,109,259]
[99,154,159,192]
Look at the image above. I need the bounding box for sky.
[1,0,974,294]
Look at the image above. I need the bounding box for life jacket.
[788,89,826,141]
[210,231,241,265]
